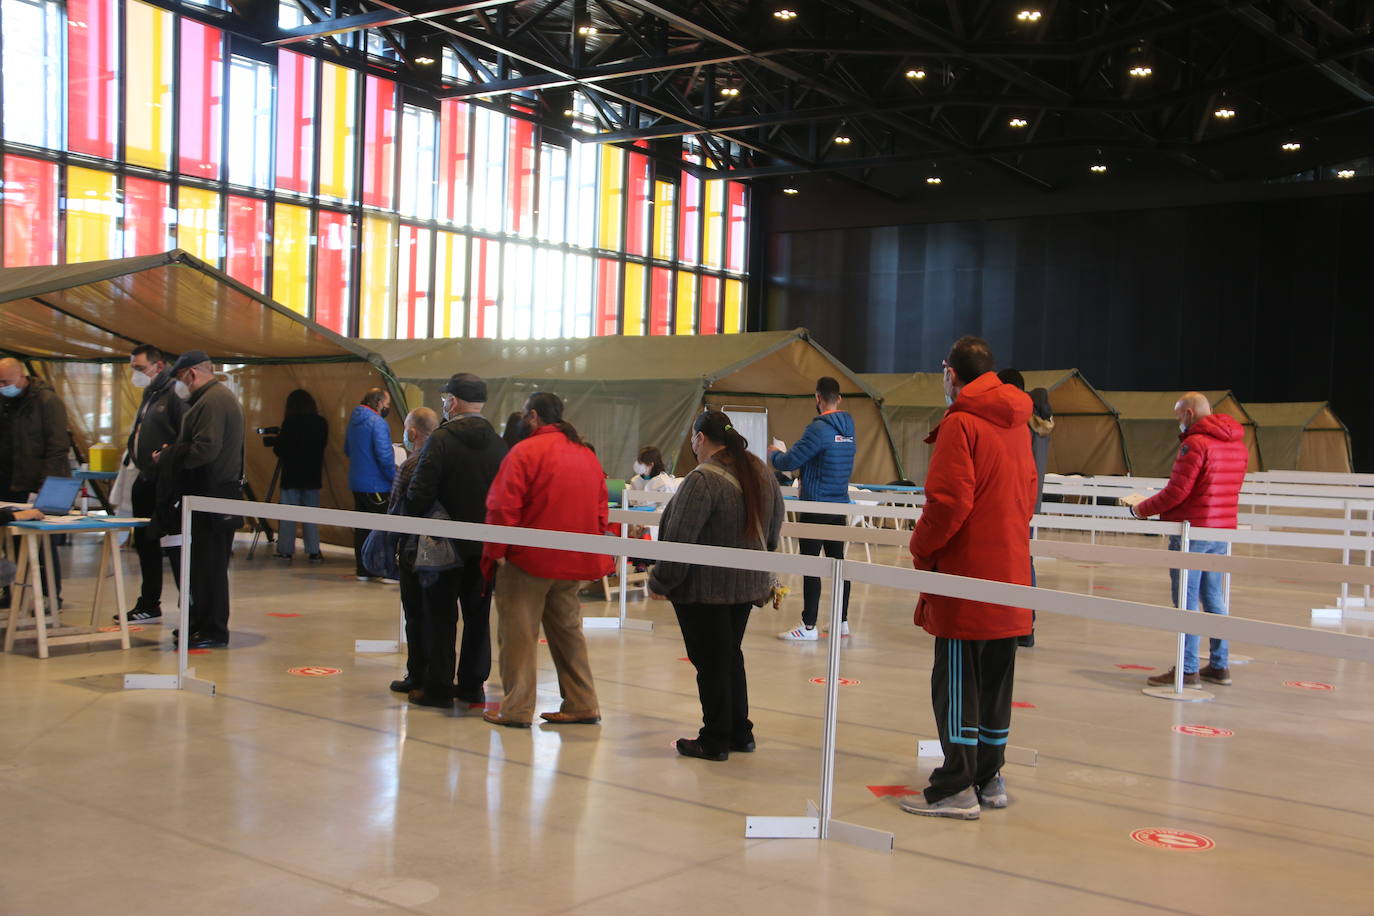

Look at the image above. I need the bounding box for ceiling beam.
[267,0,524,46]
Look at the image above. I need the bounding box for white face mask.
[942,367,956,406]
[1179,422,1188,434]
[130,369,152,389]
[634,462,650,477]
[174,380,191,400]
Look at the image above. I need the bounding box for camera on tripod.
[256,425,281,447]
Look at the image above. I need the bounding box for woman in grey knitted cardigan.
[649,410,784,761]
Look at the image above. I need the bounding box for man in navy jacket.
[770,376,856,641]
[344,387,397,580]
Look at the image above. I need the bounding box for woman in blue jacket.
[343,387,396,580]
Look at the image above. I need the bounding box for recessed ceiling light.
[1009,117,1028,128]
[1128,65,1153,78]
[1214,106,1236,119]
[773,8,797,20]
[577,25,597,35]
[1337,169,1356,179]
[1281,140,1302,152]
[782,187,799,195]
[720,86,740,97]
[1090,163,1108,173]
[564,109,576,117]
[414,56,435,65]
[926,176,942,185]
[905,68,926,80]
[833,135,852,145]
[1016,9,1042,22]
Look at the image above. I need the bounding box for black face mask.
[380,405,391,419]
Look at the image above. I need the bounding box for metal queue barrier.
[121,495,1374,854]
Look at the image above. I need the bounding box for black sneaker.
[117,605,162,624]
[272,552,292,561]
[308,553,324,563]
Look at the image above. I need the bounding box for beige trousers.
[495,561,599,722]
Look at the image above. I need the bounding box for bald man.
[1122,393,1247,687]
[387,407,441,697]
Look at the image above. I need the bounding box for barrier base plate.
[745,816,819,838]
[123,674,179,690]
[355,639,400,653]
[581,617,622,629]
[1141,685,1214,702]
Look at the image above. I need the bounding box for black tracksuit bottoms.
[926,636,1018,803]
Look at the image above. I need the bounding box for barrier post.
[1143,520,1212,702]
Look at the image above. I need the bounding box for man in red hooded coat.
[901,337,1037,821]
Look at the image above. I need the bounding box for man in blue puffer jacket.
[344,387,397,580]
[769,376,856,641]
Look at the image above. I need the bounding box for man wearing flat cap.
[156,350,244,649]
[402,373,508,707]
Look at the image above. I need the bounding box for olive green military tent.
[366,329,902,484]
[1246,401,1353,472]
[862,368,1127,481]
[0,250,404,544]
[1101,390,1262,478]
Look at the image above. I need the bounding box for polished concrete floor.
[3,531,1374,914]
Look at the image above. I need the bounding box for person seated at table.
[628,446,675,493]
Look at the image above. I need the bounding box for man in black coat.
[125,345,186,622]
[404,373,508,705]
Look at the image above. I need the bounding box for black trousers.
[419,562,492,700]
[131,476,180,606]
[798,512,851,627]
[5,489,61,601]
[189,513,234,642]
[352,491,388,576]
[674,601,754,754]
[397,566,428,683]
[927,636,1018,802]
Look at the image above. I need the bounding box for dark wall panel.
[767,192,1374,470]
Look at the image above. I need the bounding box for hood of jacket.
[349,404,383,430]
[1182,413,1242,443]
[441,413,497,446]
[946,372,1032,430]
[814,409,855,439]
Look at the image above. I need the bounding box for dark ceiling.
[221,0,1374,201]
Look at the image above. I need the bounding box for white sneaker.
[778,626,818,641]
[822,621,851,637]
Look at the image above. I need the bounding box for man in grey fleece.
[157,350,244,649]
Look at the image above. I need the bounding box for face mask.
[130,370,152,389]
[174,381,191,400]
[0,385,20,399]
[380,405,392,419]
[942,368,956,406]
[634,462,650,477]
[403,430,415,452]
[1179,422,1188,434]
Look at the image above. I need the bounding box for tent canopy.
[1245,401,1352,472]
[1102,390,1262,477]
[0,250,403,543]
[864,368,1127,481]
[368,329,902,485]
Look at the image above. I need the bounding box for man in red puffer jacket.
[900,336,1038,822]
[481,392,613,728]
[1124,392,1247,689]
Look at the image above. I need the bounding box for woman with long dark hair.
[272,388,329,562]
[649,409,785,760]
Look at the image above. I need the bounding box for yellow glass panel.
[271,203,311,315]
[703,179,725,269]
[723,278,743,334]
[622,262,645,335]
[176,186,221,265]
[360,215,397,337]
[435,231,467,337]
[597,145,623,251]
[675,271,695,335]
[124,1,174,170]
[653,180,675,261]
[319,63,357,201]
[65,167,119,263]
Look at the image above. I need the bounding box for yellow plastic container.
[89,443,120,472]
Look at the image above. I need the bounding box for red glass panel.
[225,195,267,291]
[595,258,620,336]
[650,266,672,336]
[679,169,701,264]
[506,116,535,235]
[2,156,59,267]
[626,152,651,257]
[314,210,352,333]
[362,75,396,209]
[67,0,118,159]
[470,238,499,338]
[699,275,721,335]
[178,20,223,179]
[438,99,469,224]
[726,181,746,273]
[123,176,171,257]
[275,51,316,194]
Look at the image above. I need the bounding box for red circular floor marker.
[267,612,302,618]
[187,648,211,655]
[1284,680,1334,691]
[288,666,341,677]
[1117,664,1155,670]
[1130,828,1215,851]
[99,625,145,633]
[1012,701,1036,709]
[678,657,691,662]
[810,676,860,686]
[1173,724,1233,738]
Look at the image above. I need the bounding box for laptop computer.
[31,477,83,516]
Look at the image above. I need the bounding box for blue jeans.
[1167,537,1229,673]
[279,488,321,556]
